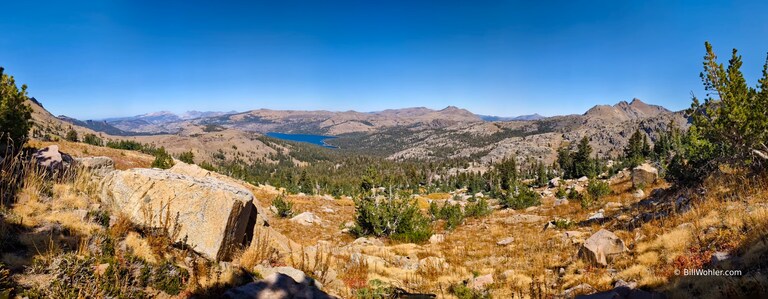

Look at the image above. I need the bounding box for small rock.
[711,251,730,265]
[554,198,569,206]
[614,279,637,289]
[352,237,384,247]
[675,196,691,214]
[503,214,545,224]
[252,265,321,289]
[320,207,335,213]
[496,237,515,246]
[290,212,322,226]
[500,269,516,280]
[578,229,627,267]
[549,177,561,188]
[631,163,658,188]
[604,202,623,209]
[587,212,604,220]
[468,274,494,290]
[429,234,445,244]
[632,189,645,198]
[73,209,89,221]
[577,176,589,182]
[94,263,110,276]
[223,273,338,299]
[418,256,447,271]
[563,283,595,297]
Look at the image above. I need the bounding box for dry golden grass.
[124,232,158,263]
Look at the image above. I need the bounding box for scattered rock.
[632,189,645,199]
[711,251,730,265]
[223,273,338,299]
[631,163,658,188]
[587,212,604,221]
[352,237,384,247]
[468,274,494,290]
[501,269,516,280]
[578,229,627,267]
[563,283,595,298]
[290,212,323,226]
[613,279,637,289]
[675,196,691,214]
[33,145,74,174]
[429,234,445,244]
[496,237,515,246]
[604,202,623,210]
[554,198,569,206]
[577,176,589,182]
[252,265,322,289]
[418,256,447,271]
[549,177,561,188]
[320,207,335,213]
[75,156,114,176]
[94,263,110,276]
[503,214,545,224]
[99,168,263,261]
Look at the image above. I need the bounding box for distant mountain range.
[28,96,687,168]
[478,113,547,122]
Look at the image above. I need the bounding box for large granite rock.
[99,168,263,261]
[578,229,627,267]
[223,273,338,299]
[631,163,658,188]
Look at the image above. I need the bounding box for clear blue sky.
[1,1,767,119]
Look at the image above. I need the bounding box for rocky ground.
[2,142,767,298]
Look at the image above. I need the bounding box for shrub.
[555,186,567,199]
[198,161,216,171]
[151,147,175,169]
[500,184,541,210]
[587,180,611,200]
[552,218,575,229]
[351,196,432,243]
[0,67,33,156]
[65,129,78,142]
[432,202,464,230]
[0,262,14,298]
[82,133,103,146]
[464,197,491,218]
[178,151,194,164]
[153,261,189,295]
[271,194,293,218]
[449,283,490,299]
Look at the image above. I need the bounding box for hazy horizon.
[2,1,768,119]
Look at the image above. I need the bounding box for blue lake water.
[266,132,338,148]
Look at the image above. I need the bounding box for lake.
[266,132,338,148]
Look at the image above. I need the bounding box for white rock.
[290,212,323,226]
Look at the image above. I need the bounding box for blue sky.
[1,1,767,119]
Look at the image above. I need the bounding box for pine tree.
[573,136,595,178]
